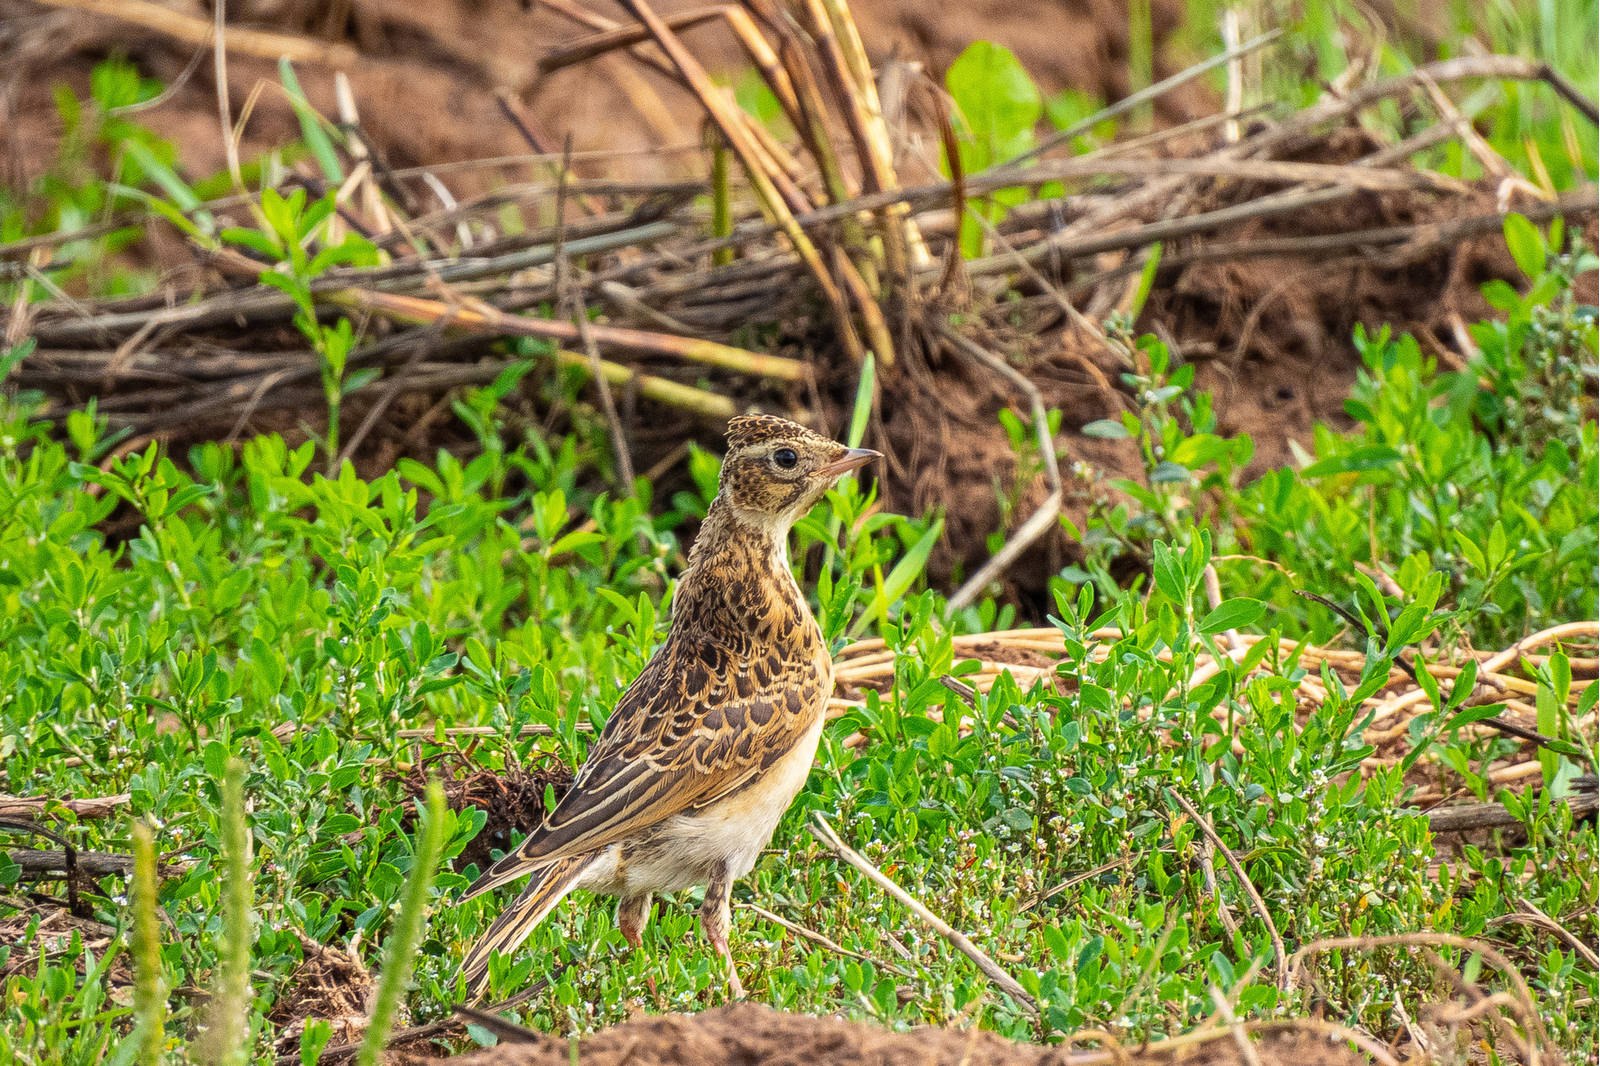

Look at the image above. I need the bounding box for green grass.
[0,218,1594,1060]
[1,12,1596,1062]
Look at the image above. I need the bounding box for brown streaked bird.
[460,415,879,999]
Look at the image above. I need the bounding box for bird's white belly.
[576,711,825,897]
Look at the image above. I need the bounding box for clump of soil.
[1151,130,1521,472]
[0,0,1207,194]
[268,934,379,1056]
[397,759,574,872]
[425,1002,1375,1066]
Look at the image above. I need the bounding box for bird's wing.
[463,635,824,898]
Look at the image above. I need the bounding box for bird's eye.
[772,447,799,469]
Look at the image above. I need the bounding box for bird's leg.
[617,892,652,951]
[700,864,745,1000]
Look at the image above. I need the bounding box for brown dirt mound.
[0,0,1207,193]
[396,759,575,872]
[425,1002,1374,1066]
[268,934,379,1056]
[869,131,1543,602]
[1154,130,1519,472]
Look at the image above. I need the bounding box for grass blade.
[278,59,345,183]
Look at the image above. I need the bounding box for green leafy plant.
[943,42,1043,257]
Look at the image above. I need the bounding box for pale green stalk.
[358,781,448,1066]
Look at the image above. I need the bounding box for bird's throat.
[675,496,806,627]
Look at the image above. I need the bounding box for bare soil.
[0,0,1208,190]
[1,1,1563,599]
[419,1002,1376,1066]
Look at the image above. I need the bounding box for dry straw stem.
[810,812,1041,1017]
[829,624,1596,782]
[604,0,895,365]
[1166,788,1289,990]
[33,0,361,66]
[1058,1015,1401,1066]
[0,794,129,821]
[614,0,863,359]
[329,288,801,381]
[1288,933,1558,1062]
[1366,620,1598,727]
[936,322,1063,612]
[970,53,1597,279]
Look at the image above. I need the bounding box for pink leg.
[700,864,745,999]
[617,892,652,950]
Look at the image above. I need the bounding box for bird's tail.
[461,852,593,1000]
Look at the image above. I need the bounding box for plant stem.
[130,821,165,1066]
[206,757,253,1066]
[358,781,448,1066]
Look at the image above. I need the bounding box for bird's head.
[718,415,880,530]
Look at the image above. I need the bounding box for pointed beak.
[817,447,881,479]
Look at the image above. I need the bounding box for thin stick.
[809,813,1040,1016]
[35,0,360,66]
[327,289,804,382]
[212,0,241,190]
[556,138,636,486]
[1166,788,1288,989]
[938,323,1062,611]
[1006,29,1283,166]
[0,794,130,820]
[737,901,903,972]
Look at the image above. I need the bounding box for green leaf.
[847,352,876,449]
[1150,461,1191,484]
[1443,703,1505,730]
[1151,541,1187,604]
[1199,598,1265,635]
[1300,446,1402,477]
[279,59,344,183]
[945,41,1042,257]
[1502,213,1545,280]
[1081,419,1130,439]
[221,226,285,260]
[946,42,1043,162]
[1128,242,1162,322]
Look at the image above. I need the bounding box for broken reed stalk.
[707,127,735,268]
[323,290,737,418]
[615,0,863,358]
[357,780,448,1066]
[936,322,1063,611]
[130,820,166,1066]
[796,0,911,280]
[329,288,799,379]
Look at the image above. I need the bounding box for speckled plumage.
[460,416,879,999]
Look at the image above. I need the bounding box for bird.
[459,414,880,1000]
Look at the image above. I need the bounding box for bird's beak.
[817,447,881,479]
